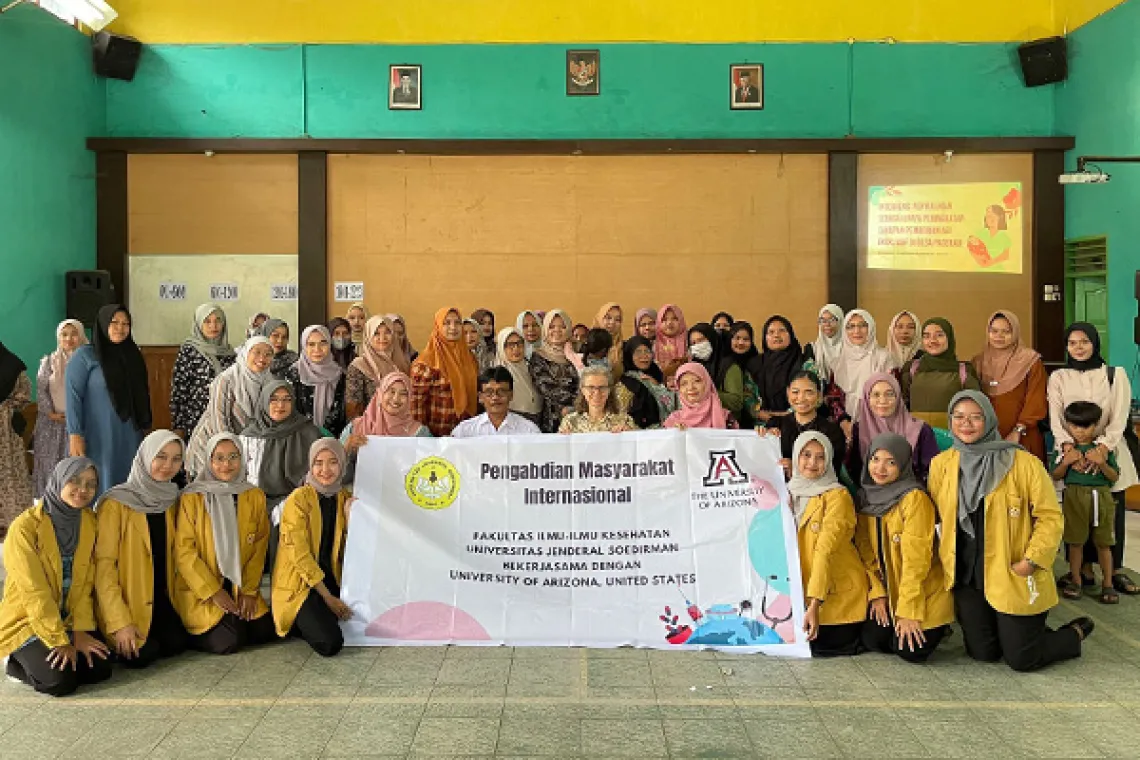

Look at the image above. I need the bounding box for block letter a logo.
[703,450,748,487]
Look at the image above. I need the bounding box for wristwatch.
[1014,424,1027,437]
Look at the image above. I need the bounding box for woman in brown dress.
[971,310,1047,463]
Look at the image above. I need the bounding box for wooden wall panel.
[857,153,1035,359]
[128,154,298,255]
[328,154,829,349]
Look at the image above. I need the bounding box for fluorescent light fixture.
[1058,170,1110,184]
[49,0,117,31]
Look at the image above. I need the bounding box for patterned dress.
[558,411,638,433]
[409,363,465,438]
[270,349,298,379]
[282,364,348,438]
[530,354,579,434]
[169,344,237,436]
[32,358,68,497]
[345,365,378,417]
[0,373,32,533]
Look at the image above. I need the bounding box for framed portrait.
[389,64,422,110]
[729,64,764,110]
[567,50,600,96]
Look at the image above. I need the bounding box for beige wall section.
[857,153,1035,360]
[328,154,829,350]
[128,154,299,255]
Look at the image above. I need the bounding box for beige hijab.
[972,310,1041,397]
[886,311,921,368]
[48,319,87,413]
[349,315,411,383]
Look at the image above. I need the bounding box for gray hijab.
[227,336,274,421]
[42,456,98,556]
[242,379,321,500]
[182,433,254,588]
[99,430,183,515]
[949,390,1019,538]
[305,437,347,497]
[858,432,922,517]
[786,431,844,522]
[183,303,235,374]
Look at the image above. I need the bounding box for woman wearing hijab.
[618,337,676,429]
[239,380,322,516]
[559,366,638,434]
[831,309,897,423]
[345,302,369,348]
[246,312,269,340]
[787,431,870,657]
[900,318,981,429]
[472,308,496,352]
[66,304,151,494]
[95,430,189,669]
[635,308,657,342]
[686,322,720,380]
[463,318,495,373]
[495,327,542,425]
[170,303,237,439]
[973,311,1047,462]
[711,311,734,335]
[752,316,808,426]
[928,391,1092,671]
[855,433,953,662]
[410,307,479,438]
[517,310,543,359]
[258,318,297,378]
[33,320,87,499]
[346,316,411,421]
[175,433,277,654]
[887,311,921,369]
[327,317,356,372]
[185,337,275,478]
[342,372,431,484]
[0,341,32,534]
[653,304,689,383]
[530,310,579,434]
[847,373,940,484]
[713,322,762,429]
[386,313,418,363]
[663,363,735,430]
[762,370,846,478]
[272,438,354,657]
[592,302,625,380]
[1047,323,1140,596]
[0,457,111,696]
[806,304,844,381]
[283,325,347,438]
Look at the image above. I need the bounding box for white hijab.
[810,304,844,380]
[47,319,86,413]
[831,310,897,420]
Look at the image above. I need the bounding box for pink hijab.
[663,363,730,429]
[356,372,423,437]
[856,371,926,457]
[653,303,688,369]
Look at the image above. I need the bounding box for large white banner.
[341,429,810,657]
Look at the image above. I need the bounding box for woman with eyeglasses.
[831,310,897,425]
[806,304,843,380]
[1046,323,1140,597]
[559,365,638,434]
[927,391,1092,671]
[494,327,542,426]
[846,372,939,485]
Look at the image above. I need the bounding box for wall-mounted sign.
[334,282,365,302]
[209,283,240,301]
[158,282,187,301]
[270,283,298,302]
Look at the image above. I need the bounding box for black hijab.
[327,317,356,371]
[689,322,722,378]
[622,336,664,383]
[715,322,762,387]
[1064,322,1106,372]
[92,304,152,429]
[0,341,27,435]
[755,316,806,413]
[241,379,321,500]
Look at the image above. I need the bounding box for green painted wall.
[105,42,1054,138]
[0,6,105,381]
[1055,0,1140,377]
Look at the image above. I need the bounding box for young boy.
[1051,401,1120,604]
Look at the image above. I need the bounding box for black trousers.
[861,615,948,663]
[954,585,1081,672]
[191,612,279,655]
[292,588,344,657]
[1083,491,1128,574]
[7,637,112,697]
[809,621,864,657]
[121,598,189,670]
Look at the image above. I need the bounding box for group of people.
[0,297,1133,694]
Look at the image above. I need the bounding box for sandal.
[1057,572,1097,589]
[1099,587,1120,605]
[1059,579,1083,600]
[1112,573,1140,596]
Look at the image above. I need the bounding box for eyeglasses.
[950,414,986,425]
[482,388,511,398]
[817,316,838,325]
[504,340,525,349]
[211,453,242,464]
[846,322,869,331]
[583,385,610,393]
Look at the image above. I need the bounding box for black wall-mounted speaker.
[1017,37,1067,87]
[65,270,117,328]
[93,31,142,81]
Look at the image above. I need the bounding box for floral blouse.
[559,411,638,434]
[270,349,298,379]
[282,364,348,438]
[530,354,579,434]
[345,365,378,416]
[169,344,237,435]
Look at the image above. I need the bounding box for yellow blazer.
[173,490,271,635]
[854,489,954,629]
[797,488,870,625]
[94,498,178,642]
[0,505,98,655]
[271,485,350,637]
[928,449,1061,616]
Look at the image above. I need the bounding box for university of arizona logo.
[702,450,748,487]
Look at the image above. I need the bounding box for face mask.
[331,337,351,351]
[691,342,713,361]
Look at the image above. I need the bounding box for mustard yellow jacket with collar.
[0,505,98,655]
[854,489,954,629]
[173,490,272,635]
[927,448,1061,616]
[94,498,178,643]
[271,485,350,637]
[797,487,870,625]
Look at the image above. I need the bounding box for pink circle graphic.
[750,476,780,511]
[365,601,491,641]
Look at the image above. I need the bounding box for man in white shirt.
[451,367,542,438]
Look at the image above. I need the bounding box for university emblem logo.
[702,449,748,487]
[404,456,461,510]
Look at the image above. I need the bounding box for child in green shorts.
[1051,401,1120,604]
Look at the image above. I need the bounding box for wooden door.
[142,346,179,433]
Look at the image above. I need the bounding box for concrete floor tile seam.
[1055,599,1140,653]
